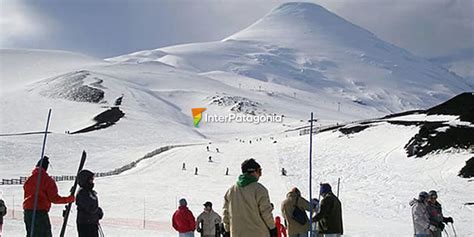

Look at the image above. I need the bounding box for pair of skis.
[59,150,87,237]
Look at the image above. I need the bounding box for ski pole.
[99,223,105,237]
[450,223,457,237]
[336,177,340,198]
[30,109,52,237]
[444,228,450,237]
[308,112,316,237]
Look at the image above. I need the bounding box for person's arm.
[196,214,202,232]
[222,189,231,232]
[188,210,196,231]
[297,196,312,212]
[314,196,333,222]
[46,177,74,204]
[172,212,179,231]
[215,212,222,224]
[256,185,276,230]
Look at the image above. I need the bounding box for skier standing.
[196,201,222,237]
[76,170,103,237]
[23,156,75,237]
[410,191,430,237]
[312,183,343,237]
[222,158,277,237]
[426,190,453,237]
[173,198,196,237]
[281,187,312,237]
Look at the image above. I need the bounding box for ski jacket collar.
[32,167,48,175]
[237,174,258,187]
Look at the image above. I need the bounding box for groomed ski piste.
[1,2,473,237]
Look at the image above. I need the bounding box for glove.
[269,227,278,237]
[65,195,75,203]
[222,230,230,237]
[97,207,104,219]
[443,217,453,223]
[429,225,437,232]
[197,227,202,233]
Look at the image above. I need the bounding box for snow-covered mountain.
[429,47,474,82]
[108,2,471,113]
[1,2,472,237]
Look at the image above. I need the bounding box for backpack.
[0,199,6,216]
[291,196,307,225]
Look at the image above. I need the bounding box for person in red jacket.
[23,156,75,237]
[172,198,196,237]
[275,216,288,237]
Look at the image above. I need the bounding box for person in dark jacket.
[0,197,6,235]
[426,190,453,237]
[76,169,103,237]
[23,156,75,237]
[312,183,343,237]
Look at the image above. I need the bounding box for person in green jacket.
[222,158,277,237]
[312,183,343,237]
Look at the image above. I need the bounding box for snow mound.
[207,94,261,115]
[29,70,105,103]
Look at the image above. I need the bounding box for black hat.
[77,170,94,188]
[241,158,261,174]
[203,201,212,208]
[419,191,429,200]
[320,183,332,195]
[36,156,50,171]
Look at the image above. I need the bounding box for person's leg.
[36,211,52,237]
[24,210,32,237]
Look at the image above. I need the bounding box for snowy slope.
[108,2,471,114]
[2,114,472,236]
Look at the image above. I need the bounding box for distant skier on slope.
[76,170,103,237]
[410,191,430,237]
[426,190,453,237]
[196,201,222,237]
[173,198,196,237]
[23,156,75,237]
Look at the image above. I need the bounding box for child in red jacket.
[275,216,287,237]
[172,198,196,236]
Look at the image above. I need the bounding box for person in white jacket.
[196,201,222,237]
[410,191,430,237]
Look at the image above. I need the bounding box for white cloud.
[0,1,53,47]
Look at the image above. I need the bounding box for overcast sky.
[1,0,473,58]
